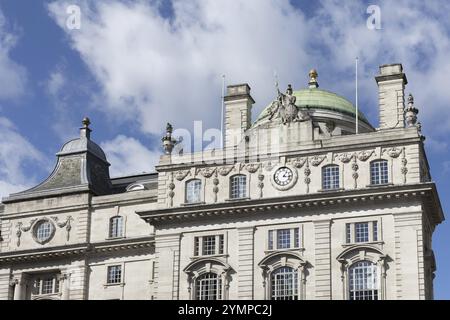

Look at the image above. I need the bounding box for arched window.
[322,165,340,190]
[270,267,298,300]
[370,160,388,185]
[109,216,124,238]
[230,175,247,199]
[195,273,222,300]
[348,261,379,300]
[186,179,202,204]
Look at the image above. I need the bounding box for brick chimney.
[375,64,408,130]
[224,84,254,148]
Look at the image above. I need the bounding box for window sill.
[342,241,384,247]
[104,282,125,288]
[366,183,394,188]
[225,197,250,202]
[317,188,345,193]
[106,236,126,241]
[190,253,228,260]
[181,201,206,207]
[264,248,304,254]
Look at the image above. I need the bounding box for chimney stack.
[375,64,408,130]
[224,84,254,148]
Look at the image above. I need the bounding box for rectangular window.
[107,265,122,284]
[186,180,202,203]
[268,228,300,250]
[355,222,369,243]
[194,235,225,256]
[42,278,54,294]
[370,160,389,185]
[322,165,340,190]
[230,175,247,199]
[346,221,380,244]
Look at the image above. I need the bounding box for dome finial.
[308,69,319,88]
[82,117,91,128]
[80,117,92,139]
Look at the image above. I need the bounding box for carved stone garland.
[401,147,408,184]
[351,156,359,189]
[16,219,37,247]
[168,172,175,207]
[213,171,219,203]
[50,216,74,241]
[258,165,265,198]
[304,160,311,194]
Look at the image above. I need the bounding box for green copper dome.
[253,88,370,126]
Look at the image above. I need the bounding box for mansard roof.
[2,118,113,203]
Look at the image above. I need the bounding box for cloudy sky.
[0,0,449,298]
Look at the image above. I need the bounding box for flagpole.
[355,57,359,135]
[221,74,225,149]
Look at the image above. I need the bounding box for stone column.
[237,227,255,299]
[314,220,332,300]
[60,273,70,300]
[153,234,181,300]
[13,276,24,300]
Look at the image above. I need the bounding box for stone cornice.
[156,128,422,170]
[137,183,444,225]
[0,236,154,263]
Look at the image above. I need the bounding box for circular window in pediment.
[32,219,55,245]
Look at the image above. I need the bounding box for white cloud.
[47,0,310,136]
[0,117,46,198]
[100,135,161,177]
[0,8,27,100]
[46,0,450,141]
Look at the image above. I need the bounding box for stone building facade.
[0,63,444,300]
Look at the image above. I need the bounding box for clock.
[271,165,298,190]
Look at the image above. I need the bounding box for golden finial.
[308,69,319,88]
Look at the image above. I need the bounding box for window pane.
[355,222,369,243]
[294,228,300,248]
[230,175,247,199]
[107,265,122,284]
[271,267,298,300]
[277,229,291,249]
[373,221,378,241]
[322,165,340,190]
[194,237,200,256]
[42,278,54,294]
[349,261,378,300]
[186,180,202,203]
[218,235,224,254]
[195,273,222,300]
[202,236,216,255]
[346,223,351,243]
[370,160,388,185]
[268,230,274,250]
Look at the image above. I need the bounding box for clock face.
[274,167,294,186]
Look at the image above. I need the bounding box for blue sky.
[0,0,449,298]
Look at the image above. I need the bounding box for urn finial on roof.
[80,116,92,139]
[308,69,319,88]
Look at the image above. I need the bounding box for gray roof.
[3,119,113,203]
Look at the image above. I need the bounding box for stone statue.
[268,84,309,124]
